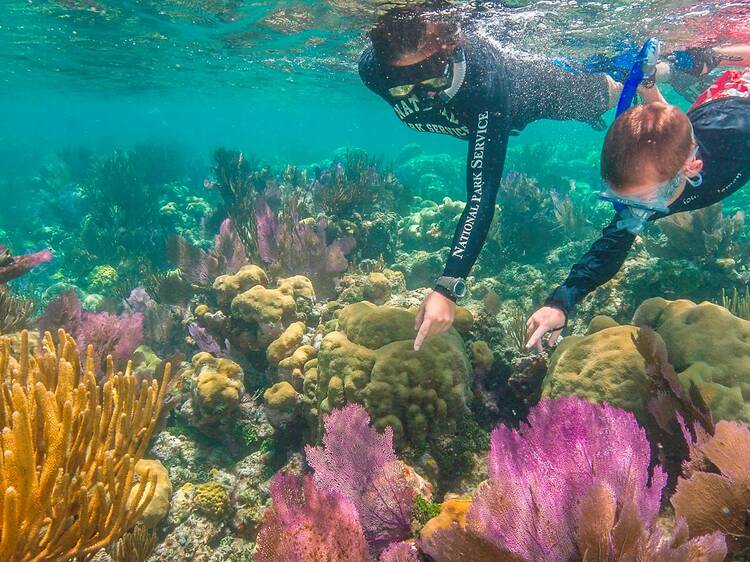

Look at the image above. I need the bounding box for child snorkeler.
[527,45,750,350]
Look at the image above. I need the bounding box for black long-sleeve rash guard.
[546,97,750,317]
[359,38,610,282]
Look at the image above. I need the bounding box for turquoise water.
[2,2,750,561]
[3,0,741,176]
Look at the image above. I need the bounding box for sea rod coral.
[0,330,172,561]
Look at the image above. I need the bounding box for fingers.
[414,316,453,351]
[414,318,431,351]
[415,302,426,331]
[526,324,547,351]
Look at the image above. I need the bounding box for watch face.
[454,279,467,297]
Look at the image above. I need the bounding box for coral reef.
[672,419,750,556]
[0,330,171,561]
[420,397,727,562]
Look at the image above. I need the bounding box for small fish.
[203,179,217,190]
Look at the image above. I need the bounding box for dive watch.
[434,276,467,301]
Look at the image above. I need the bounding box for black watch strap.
[433,284,457,302]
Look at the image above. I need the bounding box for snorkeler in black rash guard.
[359,2,622,351]
[526,45,750,351]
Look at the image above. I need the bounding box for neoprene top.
[359,36,610,283]
[546,96,750,317]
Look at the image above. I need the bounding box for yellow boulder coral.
[543,322,652,420]
[453,307,474,334]
[315,302,471,445]
[634,297,750,422]
[267,321,306,366]
[264,381,300,428]
[363,271,391,304]
[470,340,494,372]
[277,275,315,301]
[213,265,269,305]
[191,352,245,420]
[130,460,173,529]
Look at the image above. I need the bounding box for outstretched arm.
[715,44,750,67]
[413,108,508,351]
[526,213,637,349]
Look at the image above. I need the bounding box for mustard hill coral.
[0,330,171,561]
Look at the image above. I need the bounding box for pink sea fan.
[305,404,415,554]
[167,218,247,286]
[38,290,144,374]
[379,542,420,562]
[255,473,372,562]
[79,310,144,372]
[467,397,667,561]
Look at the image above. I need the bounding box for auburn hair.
[601,103,695,191]
[369,2,460,64]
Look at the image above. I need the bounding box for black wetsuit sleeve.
[545,213,637,317]
[441,109,509,280]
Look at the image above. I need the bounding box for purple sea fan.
[79,310,144,373]
[468,397,667,561]
[255,473,372,562]
[305,404,415,554]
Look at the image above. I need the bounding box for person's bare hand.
[526,306,566,352]
[414,291,456,351]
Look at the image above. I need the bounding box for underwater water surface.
[1,1,750,561]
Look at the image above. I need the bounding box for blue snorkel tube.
[602,38,665,235]
[616,37,661,117]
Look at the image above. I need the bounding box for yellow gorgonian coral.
[0,329,171,562]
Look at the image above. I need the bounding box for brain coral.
[311,301,471,445]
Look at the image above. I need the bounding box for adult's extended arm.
[545,214,637,317]
[716,44,750,67]
[441,109,509,280]
[413,109,507,351]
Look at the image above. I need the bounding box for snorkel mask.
[598,143,702,235]
[381,47,467,109]
[603,37,702,235]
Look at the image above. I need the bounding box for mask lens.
[420,75,452,89]
[388,84,415,98]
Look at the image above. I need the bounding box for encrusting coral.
[0,329,171,561]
